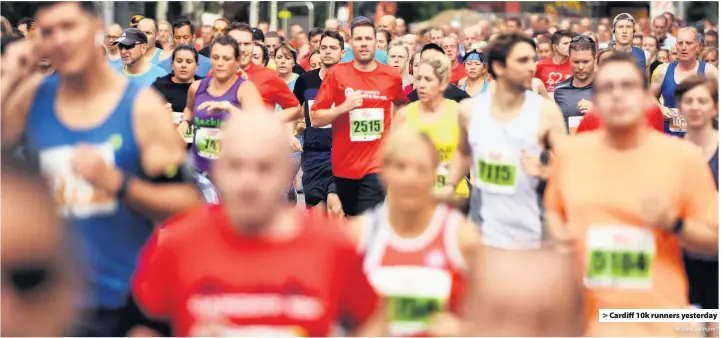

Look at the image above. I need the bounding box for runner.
[264,31,282,69]
[674,76,719,315]
[394,52,471,211]
[309,49,321,70]
[105,23,123,68]
[441,36,466,85]
[113,28,168,88]
[439,32,567,248]
[347,126,480,337]
[311,16,408,216]
[136,18,163,65]
[176,36,265,203]
[535,36,553,60]
[408,44,470,103]
[553,35,596,134]
[1,2,203,335]
[341,17,388,65]
[458,50,492,97]
[198,18,229,58]
[376,28,392,51]
[1,155,84,337]
[252,41,269,66]
[127,112,386,337]
[535,30,573,93]
[293,30,345,215]
[386,41,412,89]
[545,52,718,337]
[299,27,323,71]
[610,13,647,72]
[156,17,212,77]
[157,20,172,51]
[152,44,202,148]
[404,51,421,95]
[651,27,719,137]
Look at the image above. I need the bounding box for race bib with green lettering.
[388,296,444,323]
[195,127,222,159]
[476,152,519,195]
[585,226,655,290]
[173,112,195,144]
[349,108,384,142]
[435,166,448,191]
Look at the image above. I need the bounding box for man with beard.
[311,16,408,216]
[293,30,345,216]
[114,28,168,88]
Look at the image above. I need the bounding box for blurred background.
[1,1,718,35]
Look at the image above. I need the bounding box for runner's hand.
[1,39,40,83]
[661,106,674,119]
[640,195,676,232]
[290,135,302,152]
[176,121,189,136]
[296,120,306,133]
[521,150,546,179]
[429,312,461,337]
[198,100,239,114]
[327,193,344,218]
[70,145,123,194]
[164,103,173,114]
[341,93,364,112]
[576,99,592,113]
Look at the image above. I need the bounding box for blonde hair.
[382,125,439,167]
[418,51,451,83]
[388,40,410,59]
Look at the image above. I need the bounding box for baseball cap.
[113,28,148,47]
[129,14,144,28]
[613,13,635,29]
[252,27,265,42]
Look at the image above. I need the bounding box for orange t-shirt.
[449,62,467,86]
[535,57,572,93]
[544,130,718,336]
[311,61,408,179]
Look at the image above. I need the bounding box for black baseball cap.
[113,28,148,47]
[252,27,265,42]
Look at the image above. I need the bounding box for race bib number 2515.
[349,108,384,142]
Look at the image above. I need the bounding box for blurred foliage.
[396,2,469,24]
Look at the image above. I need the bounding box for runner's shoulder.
[649,132,707,161]
[301,210,359,251]
[556,131,603,155]
[153,204,219,246]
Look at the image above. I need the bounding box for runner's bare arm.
[445,99,474,187]
[649,63,667,100]
[534,78,551,99]
[542,99,568,149]
[236,81,265,112]
[391,105,409,127]
[456,218,482,270]
[704,63,719,82]
[310,70,347,127]
[183,80,201,122]
[543,149,574,246]
[1,72,45,150]
[346,215,366,252]
[126,88,203,221]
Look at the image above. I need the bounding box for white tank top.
[468,91,544,248]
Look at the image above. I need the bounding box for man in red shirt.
[535,30,574,93]
[128,112,384,337]
[311,16,409,216]
[442,36,466,85]
[299,28,324,71]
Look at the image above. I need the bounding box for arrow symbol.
[603,314,608,318]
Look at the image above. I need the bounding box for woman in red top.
[349,126,480,337]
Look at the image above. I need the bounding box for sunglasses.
[3,262,57,297]
[572,35,594,43]
[118,43,139,51]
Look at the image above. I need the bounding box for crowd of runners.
[0,1,719,337]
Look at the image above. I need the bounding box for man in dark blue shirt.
[611,13,647,73]
[554,35,596,134]
[292,30,344,215]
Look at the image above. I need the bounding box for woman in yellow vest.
[394,52,471,212]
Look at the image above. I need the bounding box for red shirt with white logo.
[132,205,378,337]
[312,61,408,179]
[244,62,300,110]
[535,57,573,93]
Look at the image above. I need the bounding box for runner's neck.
[61,58,121,96]
[172,75,194,84]
[602,121,649,150]
[319,65,329,79]
[614,43,632,53]
[678,59,698,71]
[126,58,151,75]
[386,200,437,239]
[419,94,446,114]
[552,54,568,65]
[572,73,594,87]
[279,71,294,82]
[230,208,301,241]
[353,59,377,72]
[144,46,158,59]
[108,49,121,59]
[465,74,486,87]
[210,74,240,92]
[492,79,526,111]
[685,127,718,151]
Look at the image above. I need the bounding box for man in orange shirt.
[311,16,408,216]
[545,52,718,337]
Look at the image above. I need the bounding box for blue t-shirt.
[118,63,169,88]
[631,47,647,73]
[156,53,212,78]
[341,46,388,64]
[108,57,123,70]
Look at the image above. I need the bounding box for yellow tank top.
[405,100,470,198]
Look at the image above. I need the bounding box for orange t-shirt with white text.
[544,131,718,336]
[311,61,408,179]
[535,57,572,93]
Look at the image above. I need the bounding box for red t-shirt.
[535,57,572,93]
[132,205,378,337]
[243,62,300,110]
[299,53,312,72]
[449,62,467,86]
[312,61,409,179]
[576,105,665,134]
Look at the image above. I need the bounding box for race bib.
[173,112,195,144]
[669,108,687,133]
[39,144,118,219]
[368,266,451,337]
[585,225,655,290]
[349,108,384,142]
[568,116,583,135]
[476,151,519,195]
[195,127,222,159]
[435,165,448,191]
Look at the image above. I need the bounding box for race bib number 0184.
[349,108,384,142]
[585,226,655,290]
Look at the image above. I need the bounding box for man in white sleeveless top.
[438,33,567,249]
